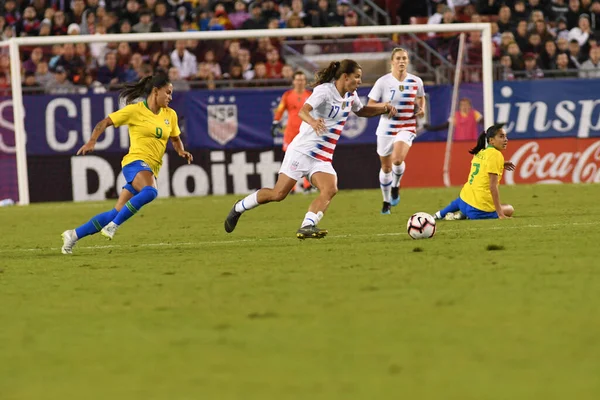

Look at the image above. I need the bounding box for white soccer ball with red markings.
[407,212,436,240]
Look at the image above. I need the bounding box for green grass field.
[1,184,600,400]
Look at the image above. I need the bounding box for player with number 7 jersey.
[224,59,398,239]
[368,48,426,215]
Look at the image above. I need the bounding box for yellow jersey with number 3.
[108,101,181,176]
[459,146,504,212]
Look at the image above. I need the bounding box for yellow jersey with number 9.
[108,101,181,176]
[459,146,504,212]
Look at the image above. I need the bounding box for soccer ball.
[407,212,436,240]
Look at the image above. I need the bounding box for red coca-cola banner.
[403,138,600,187]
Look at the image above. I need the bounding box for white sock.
[379,169,393,203]
[392,162,406,187]
[235,191,259,213]
[316,211,324,225]
[301,211,319,228]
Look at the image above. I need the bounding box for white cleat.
[434,211,442,220]
[61,229,78,254]
[100,222,119,240]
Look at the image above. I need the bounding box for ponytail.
[469,132,487,155]
[119,71,171,105]
[312,59,361,86]
[469,123,505,154]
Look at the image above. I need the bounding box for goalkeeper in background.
[272,70,312,193]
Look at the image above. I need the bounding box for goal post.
[6,23,494,204]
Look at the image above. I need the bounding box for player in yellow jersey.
[434,123,515,220]
[60,72,193,254]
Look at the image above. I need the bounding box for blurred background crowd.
[1,0,599,95]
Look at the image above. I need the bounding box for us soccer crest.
[399,85,405,92]
[207,96,238,145]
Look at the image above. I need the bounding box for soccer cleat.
[434,211,442,220]
[224,201,242,233]
[390,187,400,206]
[101,222,119,240]
[454,211,467,220]
[381,202,392,215]
[61,229,78,254]
[296,225,328,239]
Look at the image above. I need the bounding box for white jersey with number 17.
[289,82,363,163]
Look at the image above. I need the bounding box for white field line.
[1,221,598,254]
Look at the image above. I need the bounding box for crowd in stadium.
[1,0,600,94]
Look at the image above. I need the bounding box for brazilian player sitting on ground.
[434,123,515,221]
[60,72,193,254]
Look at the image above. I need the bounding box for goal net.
[2,24,493,205]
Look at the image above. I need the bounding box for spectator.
[344,10,359,27]
[237,47,255,80]
[133,9,161,33]
[67,0,86,25]
[242,2,266,29]
[500,54,516,80]
[513,0,529,21]
[23,71,44,94]
[281,64,294,81]
[38,19,52,36]
[579,46,600,77]
[251,61,269,86]
[96,52,123,85]
[203,49,222,79]
[90,24,109,66]
[590,0,600,30]
[122,0,141,25]
[35,61,54,87]
[168,66,191,91]
[524,32,543,54]
[566,0,582,29]
[551,0,570,20]
[23,47,44,75]
[45,66,77,94]
[67,23,81,35]
[3,0,20,27]
[220,40,241,73]
[265,48,283,78]
[117,42,133,69]
[533,19,556,43]
[522,52,545,79]
[229,1,251,29]
[497,5,514,33]
[120,19,133,34]
[568,13,593,46]
[514,19,529,51]
[16,6,41,37]
[154,2,178,32]
[507,41,524,70]
[261,0,280,22]
[122,53,144,82]
[553,51,578,77]
[170,40,197,79]
[80,10,97,34]
[328,0,349,26]
[540,39,558,69]
[55,43,86,83]
[553,16,571,40]
[568,39,584,66]
[155,52,172,74]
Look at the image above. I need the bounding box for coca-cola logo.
[505,140,600,184]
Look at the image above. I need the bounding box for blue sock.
[113,186,158,226]
[75,208,118,239]
[440,198,461,218]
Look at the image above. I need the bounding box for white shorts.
[279,149,337,182]
[377,131,417,157]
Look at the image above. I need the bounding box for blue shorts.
[458,197,498,220]
[122,160,153,184]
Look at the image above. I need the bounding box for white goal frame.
[6,23,494,204]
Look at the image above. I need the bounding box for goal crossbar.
[6,23,494,204]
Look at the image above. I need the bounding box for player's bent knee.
[503,204,514,217]
[321,186,338,199]
[142,186,158,202]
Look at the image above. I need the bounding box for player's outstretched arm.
[77,116,114,155]
[171,136,193,164]
[489,173,510,219]
[354,102,397,118]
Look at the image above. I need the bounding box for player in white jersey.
[368,48,426,214]
[224,59,397,239]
